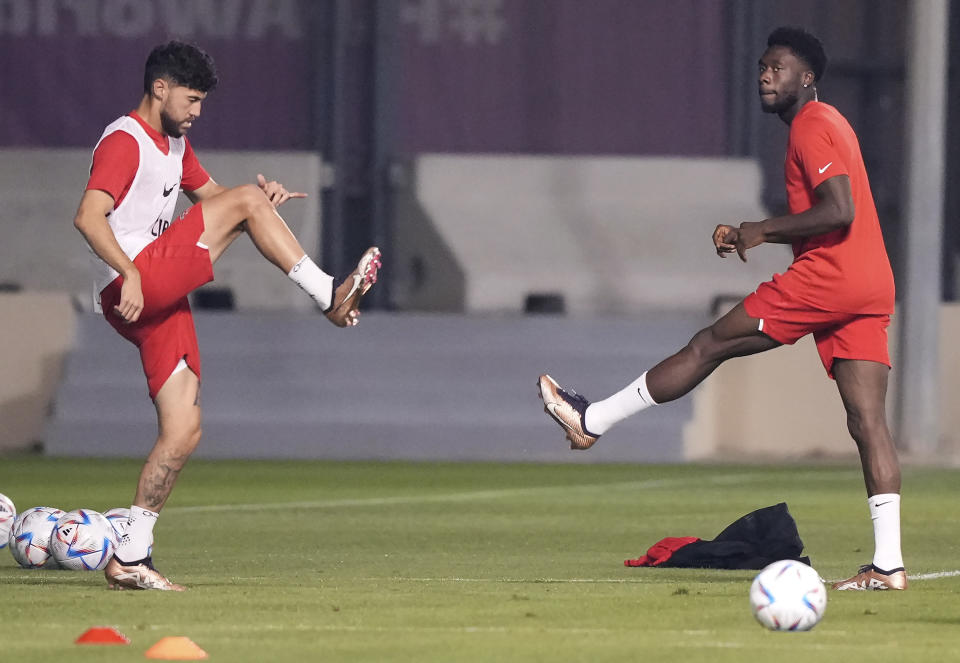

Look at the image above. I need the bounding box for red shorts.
[743,279,891,379]
[100,206,214,399]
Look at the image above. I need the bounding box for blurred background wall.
[0,0,956,461]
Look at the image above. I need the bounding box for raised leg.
[540,302,781,447]
[645,302,781,403]
[197,183,304,270]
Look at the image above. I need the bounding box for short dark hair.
[143,41,219,94]
[767,26,827,81]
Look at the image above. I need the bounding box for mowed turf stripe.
[164,470,858,514]
[361,573,960,584]
[909,570,960,580]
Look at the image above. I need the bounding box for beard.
[159,109,185,137]
[760,90,799,115]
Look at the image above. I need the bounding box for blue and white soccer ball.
[9,507,65,568]
[50,509,117,571]
[0,493,15,549]
[103,507,153,553]
[749,559,827,631]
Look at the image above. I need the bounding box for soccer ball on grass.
[50,509,117,571]
[749,559,826,631]
[0,492,15,549]
[9,507,65,568]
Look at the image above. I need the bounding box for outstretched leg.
[831,358,906,590]
[644,302,781,403]
[539,302,780,448]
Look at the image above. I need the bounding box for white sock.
[288,255,334,310]
[584,371,657,436]
[115,506,158,563]
[869,493,904,571]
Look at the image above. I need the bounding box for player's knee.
[165,414,202,455]
[845,408,886,445]
[190,424,203,450]
[688,327,721,362]
[172,425,201,458]
[233,183,271,217]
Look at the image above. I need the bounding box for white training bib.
[89,116,185,309]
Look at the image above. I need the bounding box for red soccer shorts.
[743,278,891,379]
[99,206,214,399]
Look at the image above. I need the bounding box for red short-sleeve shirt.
[773,101,895,314]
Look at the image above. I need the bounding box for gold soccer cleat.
[325,246,382,327]
[537,374,600,450]
[832,564,908,591]
[104,556,186,592]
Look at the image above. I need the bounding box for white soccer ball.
[750,559,827,631]
[103,507,153,553]
[50,509,117,571]
[0,493,15,549]
[9,507,65,568]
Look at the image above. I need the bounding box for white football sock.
[869,493,904,571]
[115,506,158,563]
[584,371,657,436]
[288,255,334,310]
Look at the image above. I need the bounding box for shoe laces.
[559,387,589,416]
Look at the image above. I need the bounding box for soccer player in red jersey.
[73,42,382,591]
[539,27,906,590]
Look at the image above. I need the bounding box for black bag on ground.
[645,502,811,570]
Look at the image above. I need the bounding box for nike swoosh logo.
[545,403,576,432]
[337,275,362,307]
[874,500,893,507]
[818,162,833,174]
[637,387,655,406]
[162,183,176,197]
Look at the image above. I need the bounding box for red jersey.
[774,101,894,314]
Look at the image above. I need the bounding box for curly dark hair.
[767,26,827,81]
[143,41,219,94]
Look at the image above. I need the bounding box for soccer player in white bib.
[73,42,382,591]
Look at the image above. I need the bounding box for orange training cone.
[144,636,209,660]
[75,626,131,645]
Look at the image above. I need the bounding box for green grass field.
[1,457,959,662]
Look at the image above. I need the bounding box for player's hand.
[734,221,766,262]
[713,224,738,257]
[114,271,144,324]
[257,173,307,208]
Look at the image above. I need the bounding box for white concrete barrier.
[0,293,76,452]
[413,155,793,314]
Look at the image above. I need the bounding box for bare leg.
[646,302,781,402]
[833,359,900,496]
[134,368,202,512]
[197,184,305,270]
[830,358,906,588]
